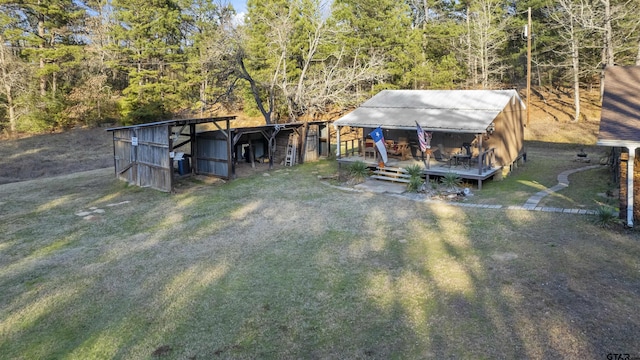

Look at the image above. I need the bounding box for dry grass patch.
[2,162,640,359]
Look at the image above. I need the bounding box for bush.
[405,164,424,192]
[349,161,369,183]
[404,164,423,178]
[440,172,462,191]
[119,99,170,125]
[407,175,423,192]
[593,205,621,228]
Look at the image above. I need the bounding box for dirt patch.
[0,127,113,185]
[525,87,601,144]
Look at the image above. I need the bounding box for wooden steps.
[370,166,411,183]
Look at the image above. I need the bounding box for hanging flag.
[416,121,427,152]
[369,127,388,164]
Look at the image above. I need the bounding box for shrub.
[405,164,424,192]
[593,205,621,228]
[407,175,424,192]
[349,161,369,183]
[440,172,462,191]
[404,164,423,178]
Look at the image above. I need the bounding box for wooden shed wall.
[483,97,525,167]
[112,125,172,192]
[304,125,320,162]
[197,131,229,178]
[273,131,293,164]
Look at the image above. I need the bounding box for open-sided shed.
[107,117,330,192]
[597,65,640,227]
[333,89,526,187]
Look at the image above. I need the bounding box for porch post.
[477,134,483,174]
[627,146,637,227]
[334,124,341,158]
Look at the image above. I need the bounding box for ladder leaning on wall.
[285,134,297,166]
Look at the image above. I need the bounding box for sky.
[227,0,246,15]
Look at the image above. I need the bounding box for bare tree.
[468,0,508,89]
[0,38,28,134]
[302,47,387,118]
[549,0,588,122]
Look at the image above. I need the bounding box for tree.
[467,0,510,88]
[181,0,240,116]
[547,0,591,122]
[0,9,28,134]
[109,0,186,124]
[331,0,413,88]
[0,0,86,131]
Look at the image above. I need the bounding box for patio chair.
[434,144,452,167]
[364,139,377,161]
[395,137,412,160]
[461,142,472,156]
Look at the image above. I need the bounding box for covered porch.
[336,145,501,189]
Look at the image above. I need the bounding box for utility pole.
[526,7,532,127]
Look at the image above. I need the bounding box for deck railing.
[338,138,362,158]
[478,148,495,174]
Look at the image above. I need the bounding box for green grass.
[1,157,640,359]
[540,166,617,209]
[469,142,615,208]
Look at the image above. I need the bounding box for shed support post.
[627,146,637,227]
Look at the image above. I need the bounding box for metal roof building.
[333,89,525,133]
[333,89,526,185]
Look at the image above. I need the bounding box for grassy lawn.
[466,142,617,209]
[1,156,639,359]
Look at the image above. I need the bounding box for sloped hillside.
[525,87,601,145]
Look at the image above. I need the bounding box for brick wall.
[618,151,640,223]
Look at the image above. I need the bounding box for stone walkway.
[345,164,605,215]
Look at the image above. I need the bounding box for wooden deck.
[337,154,502,189]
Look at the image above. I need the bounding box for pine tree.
[330,0,413,89]
[109,0,186,124]
[0,0,86,131]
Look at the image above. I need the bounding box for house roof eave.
[597,139,640,149]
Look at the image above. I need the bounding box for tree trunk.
[0,38,17,133]
[38,9,46,97]
[600,0,614,98]
[238,55,273,124]
[2,78,15,133]
[467,6,474,86]
[422,0,429,28]
[570,15,581,122]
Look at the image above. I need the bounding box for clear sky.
[227,0,246,15]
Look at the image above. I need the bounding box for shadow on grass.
[1,163,639,359]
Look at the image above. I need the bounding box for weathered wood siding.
[112,125,172,192]
[304,125,319,162]
[274,131,294,164]
[482,95,525,167]
[196,131,229,178]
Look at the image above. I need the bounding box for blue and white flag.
[369,127,388,164]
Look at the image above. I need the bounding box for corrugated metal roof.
[105,116,236,131]
[598,66,640,144]
[333,89,524,132]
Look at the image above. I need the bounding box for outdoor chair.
[364,139,377,161]
[461,142,472,156]
[434,144,452,167]
[386,139,411,160]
